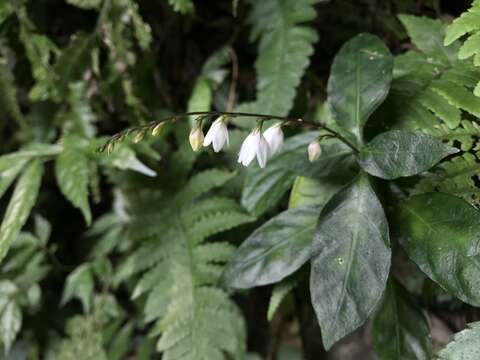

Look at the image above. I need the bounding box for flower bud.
[189,126,204,152]
[133,130,145,143]
[151,122,165,136]
[308,140,321,162]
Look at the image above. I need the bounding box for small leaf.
[66,0,101,10]
[267,275,298,321]
[372,278,432,360]
[438,322,480,360]
[310,172,390,350]
[327,33,394,145]
[0,301,22,353]
[396,192,480,306]
[55,136,92,225]
[223,206,319,289]
[168,0,194,14]
[358,130,457,179]
[61,264,94,313]
[0,160,43,264]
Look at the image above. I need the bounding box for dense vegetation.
[1,0,480,359]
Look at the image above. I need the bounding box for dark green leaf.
[358,130,457,179]
[61,264,94,313]
[396,192,480,306]
[242,132,355,216]
[55,136,92,225]
[438,322,480,360]
[288,176,344,209]
[372,278,432,360]
[327,33,394,145]
[310,173,390,350]
[223,206,319,289]
[0,160,43,264]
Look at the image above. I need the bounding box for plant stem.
[101,111,360,153]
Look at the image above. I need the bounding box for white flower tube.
[263,123,284,158]
[203,115,229,152]
[238,128,270,168]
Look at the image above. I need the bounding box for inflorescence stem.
[99,111,359,153]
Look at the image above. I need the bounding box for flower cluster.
[189,115,321,168]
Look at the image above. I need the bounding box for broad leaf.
[288,176,344,209]
[55,136,92,225]
[372,278,432,360]
[0,160,43,263]
[438,322,480,360]
[396,192,480,306]
[242,132,355,216]
[310,172,390,350]
[327,33,393,145]
[223,206,319,289]
[61,264,94,313]
[358,130,457,179]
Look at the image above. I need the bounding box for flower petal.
[256,134,270,168]
[238,133,256,166]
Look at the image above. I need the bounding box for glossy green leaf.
[0,160,43,264]
[223,206,319,289]
[310,173,390,350]
[242,132,355,216]
[55,137,92,225]
[327,33,393,145]
[372,278,432,360]
[396,192,480,306]
[438,322,480,360]
[358,130,457,179]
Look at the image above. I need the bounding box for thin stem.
[101,111,360,153]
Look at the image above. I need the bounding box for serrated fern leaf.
[445,2,480,96]
[412,153,480,207]
[235,0,319,124]
[267,275,298,321]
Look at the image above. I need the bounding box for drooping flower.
[238,127,270,168]
[189,126,204,152]
[308,140,322,162]
[203,115,229,152]
[263,123,284,158]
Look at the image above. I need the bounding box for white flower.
[189,126,204,152]
[263,123,284,158]
[308,140,322,162]
[203,116,229,152]
[238,128,270,168]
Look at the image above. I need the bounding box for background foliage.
[0,0,479,359]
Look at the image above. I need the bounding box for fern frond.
[117,170,251,358]
[412,152,480,206]
[425,120,480,151]
[445,2,480,96]
[235,0,319,123]
[267,275,298,321]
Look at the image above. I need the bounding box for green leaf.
[310,173,390,350]
[0,2,13,25]
[445,7,480,46]
[55,136,92,225]
[398,15,458,64]
[0,301,22,353]
[242,132,355,216]
[288,176,344,209]
[223,206,319,289]
[372,278,432,360]
[358,130,457,179]
[66,0,101,10]
[168,0,194,14]
[438,322,480,360]
[327,33,393,145]
[0,160,43,264]
[396,192,480,306]
[61,264,94,313]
